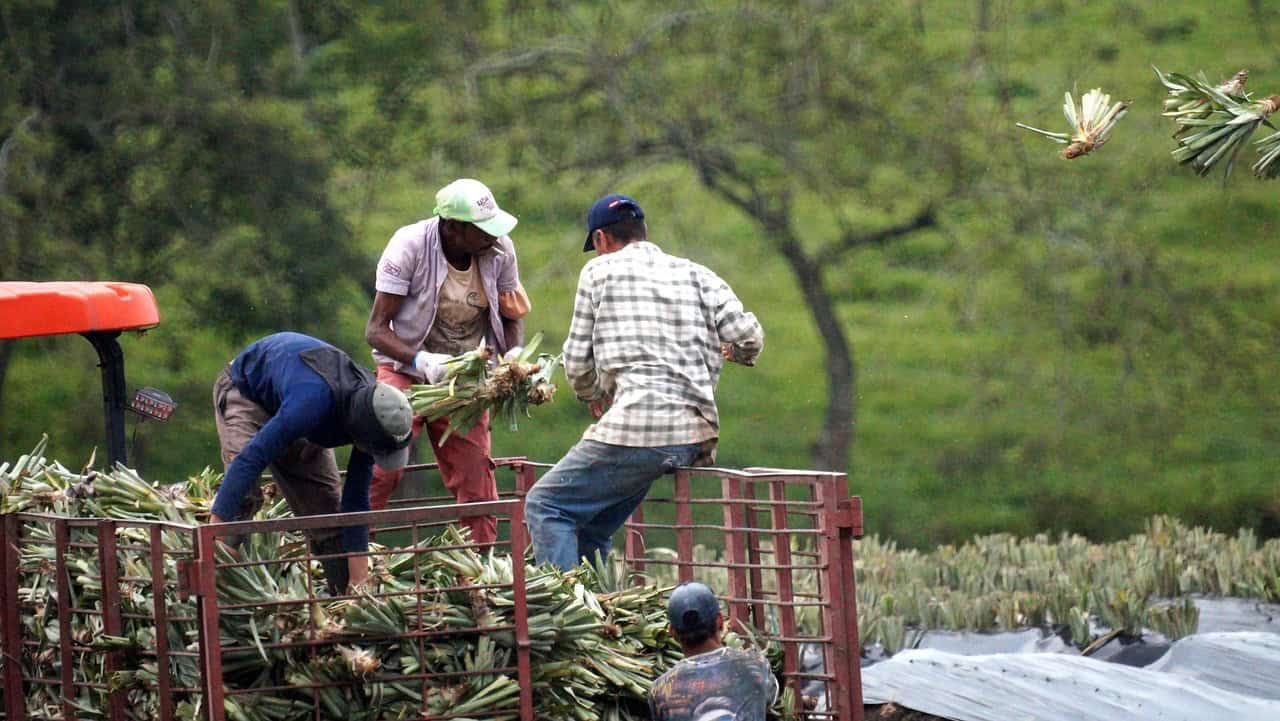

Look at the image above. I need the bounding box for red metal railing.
[0,513,201,721]
[1,458,861,721]
[614,467,864,721]
[190,500,533,721]
[185,458,539,721]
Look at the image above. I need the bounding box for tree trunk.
[286,0,308,79]
[773,232,856,472]
[1249,0,1270,41]
[684,161,859,473]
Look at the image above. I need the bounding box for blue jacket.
[212,332,374,551]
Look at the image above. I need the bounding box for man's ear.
[715,614,725,632]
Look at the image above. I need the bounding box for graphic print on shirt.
[648,647,779,721]
[424,263,489,356]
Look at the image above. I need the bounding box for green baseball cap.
[433,179,518,238]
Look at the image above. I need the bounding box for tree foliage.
[1,2,361,337]
[457,1,965,469]
[2,1,1278,546]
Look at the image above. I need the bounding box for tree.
[464,1,963,470]
[0,2,364,423]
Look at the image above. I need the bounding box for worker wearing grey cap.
[649,582,779,721]
[210,331,414,594]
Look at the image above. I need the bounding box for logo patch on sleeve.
[382,260,403,277]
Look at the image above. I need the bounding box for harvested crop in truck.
[0,441,794,721]
[406,331,562,443]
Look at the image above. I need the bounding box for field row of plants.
[3,440,1277,717]
[850,512,1280,653]
[642,517,1277,656]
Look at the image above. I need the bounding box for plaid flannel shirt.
[563,241,763,452]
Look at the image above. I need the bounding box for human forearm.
[566,365,605,402]
[365,322,418,365]
[211,455,268,520]
[211,398,321,521]
[498,285,531,320]
[365,291,417,365]
[714,281,764,365]
[563,344,604,401]
[341,453,373,552]
[563,281,601,399]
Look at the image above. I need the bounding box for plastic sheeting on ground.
[1192,597,1280,634]
[862,645,1280,721]
[916,628,1076,656]
[1147,632,1280,700]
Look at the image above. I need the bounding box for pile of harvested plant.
[406,332,562,443]
[0,438,797,721]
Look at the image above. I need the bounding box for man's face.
[458,221,499,256]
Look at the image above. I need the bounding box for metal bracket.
[833,497,865,538]
[176,559,202,600]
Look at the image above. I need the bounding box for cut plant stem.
[1016,88,1129,159]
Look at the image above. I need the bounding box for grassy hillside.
[3,1,1279,549]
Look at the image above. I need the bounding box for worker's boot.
[311,535,349,596]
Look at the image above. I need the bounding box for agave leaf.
[1252,129,1280,178]
[1015,123,1070,143]
[1062,91,1078,128]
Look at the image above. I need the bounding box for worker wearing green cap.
[364,179,531,546]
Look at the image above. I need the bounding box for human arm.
[763,656,779,706]
[365,291,418,365]
[209,391,329,522]
[562,266,606,403]
[647,680,666,721]
[502,316,524,352]
[341,449,375,589]
[365,291,448,382]
[494,238,531,320]
[710,274,764,366]
[341,450,374,551]
[366,225,451,377]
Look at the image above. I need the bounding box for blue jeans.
[524,440,702,570]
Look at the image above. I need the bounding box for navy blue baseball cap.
[583,193,645,252]
[667,582,721,636]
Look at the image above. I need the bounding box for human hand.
[588,397,611,418]
[348,556,371,592]
[721,343,755,366]
[414,351,451,384]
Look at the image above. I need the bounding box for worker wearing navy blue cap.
[525,193,764,571]
[649,582,779,721]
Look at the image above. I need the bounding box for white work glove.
[413,351,451,384]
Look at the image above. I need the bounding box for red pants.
[371,365,498,545]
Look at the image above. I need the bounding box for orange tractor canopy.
[0,282,172,466]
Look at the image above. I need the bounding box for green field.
[3,1,1279,549]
